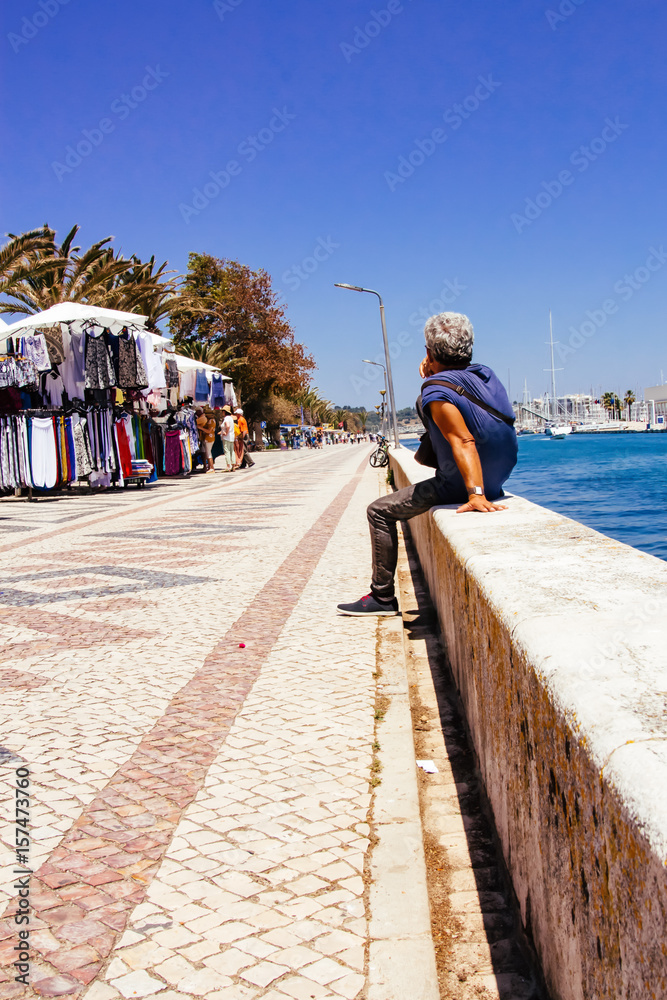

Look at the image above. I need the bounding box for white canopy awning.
[0,302,148,338]
[164,352,231,379]
[0,304,234,385]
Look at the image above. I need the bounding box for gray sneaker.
[336,593,399,616]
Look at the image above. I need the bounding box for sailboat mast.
[549,310,557,421]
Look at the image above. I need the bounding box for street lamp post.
[362,359,389,437]
[335,283,401,448]
[379,389,387,437]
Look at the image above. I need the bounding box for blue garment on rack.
[209,373,225,408]
[195,368,209,402]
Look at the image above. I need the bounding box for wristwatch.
[468,486,484,497]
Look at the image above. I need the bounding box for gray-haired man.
[337,312,518,616]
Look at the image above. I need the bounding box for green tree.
[601,392,621,420]
[624,390,636,419]
[0,225,176,330]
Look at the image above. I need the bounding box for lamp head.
[334,283,365,292]
[379,389,386,396]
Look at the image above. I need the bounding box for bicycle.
[369,435,389,467]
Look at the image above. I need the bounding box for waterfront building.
[645,384,667,424]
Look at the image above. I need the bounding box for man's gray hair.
[424,312,474,366]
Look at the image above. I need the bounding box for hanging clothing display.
[137,332,167,392]
[42,326,66,366]
[60,330,86,400]
[1,315,237,494]
[30,417,59,490]
[115,418,133,479]
[179,368,196,400]
[0,356,40,391]
[164,428,182,475]
[164,358,179,387]
[117,328,149,389]
[85,333,116,389]
[194,368,209,403]
[19,334,51,373]
[209,373,226,408]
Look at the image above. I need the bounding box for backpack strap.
[421,378,515,426]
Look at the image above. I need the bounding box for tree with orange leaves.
[170,253,315,417]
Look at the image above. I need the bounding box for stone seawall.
[389,449,667,1000]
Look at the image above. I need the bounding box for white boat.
[547,424,572,439]
[544,312,571,438]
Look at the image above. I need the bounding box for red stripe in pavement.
[0,455,369,999]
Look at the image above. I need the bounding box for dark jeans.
[367,477,460,601]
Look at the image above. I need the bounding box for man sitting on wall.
[337,312,518,616]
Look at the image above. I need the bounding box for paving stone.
[239,959,291,987]
[177,967,235,994]
[109,969,165,998]
[300,957,350,985]
[0,451,380,999]
[275,977,334,1000]
[203,947,254,975]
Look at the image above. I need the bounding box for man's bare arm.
[428,400,507,513]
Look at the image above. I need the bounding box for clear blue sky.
[2,0,666,408]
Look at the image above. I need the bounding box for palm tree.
[0,227,54,304]
[0,226,177,327]
[96,254,179,331]
[332,407,353,431]
[601,392,620,421]
[624,390,636,420]
[357,408,368,432]
[175,339,245,375]
[291,387,332,425]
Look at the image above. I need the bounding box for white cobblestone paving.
[0,447,384,999]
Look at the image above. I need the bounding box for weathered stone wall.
[390,449,667,1000]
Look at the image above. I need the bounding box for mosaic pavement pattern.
[0,445,380,999]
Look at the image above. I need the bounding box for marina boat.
[546,424,572,439]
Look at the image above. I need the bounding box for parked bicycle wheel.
[369,448,388,468]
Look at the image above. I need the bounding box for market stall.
[0,303,236,493]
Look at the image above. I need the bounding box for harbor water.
[402,432,667,563]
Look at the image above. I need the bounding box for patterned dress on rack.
[85,334,116,389]
[118,330,149,389]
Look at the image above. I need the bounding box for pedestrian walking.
[235,408,255,468]
[195,408,216,472]
[219,405,236,472]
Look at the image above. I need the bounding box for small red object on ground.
[239,643,245,648]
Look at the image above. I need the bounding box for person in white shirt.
[219,405,236,471]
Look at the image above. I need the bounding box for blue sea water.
[402,432,667,562]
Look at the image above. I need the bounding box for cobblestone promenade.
[0,447,388,1000]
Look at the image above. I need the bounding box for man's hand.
[456,494,507,513]
[419,355,434,378]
